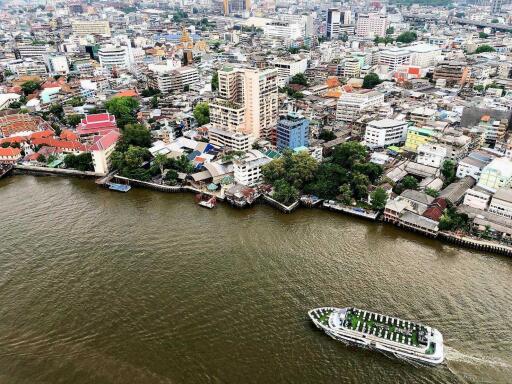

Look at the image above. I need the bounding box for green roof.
[265,150,281,159]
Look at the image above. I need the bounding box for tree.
[66,114,83,128]
[474,45,495,54]
[290,73,308,86]
[362,73,381,89]
[21,80,41,96]
[272,180,299,205]
[164,169,179,185]
[473,84,485,92]
[211,71,219,91]
[491,18,499,23]
[183,84,190,92]
[8,101,22,109]
[441,160,456,185]
[304,162,348,199]
[288,47,299,54]
[37,154,46,163]
[374,36,394,45]
[151,95,159,109]
[386,26,394,35]
[67,96,84,107]
[479,32,489,39]
[353,162,383,183]
[370,187,388,210]
[64,153,93,171]
[117,124,152,152]
[318,130,336,141]
[105,96,140,129]
[193,102,210,126]
[396,31,417,44]
[338,183,352,205]
[425,188,439,198]
[401,175,419,191]
[153,153,168,183]
[332,142,368,169]
[351,173,370,200]
[262,149,317,190]
[141,88,160,97]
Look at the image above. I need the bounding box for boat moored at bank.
[308,307,444,365]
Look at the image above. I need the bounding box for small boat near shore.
[107,182,131,193]
[308,307,444,365]
[196,193,217,208]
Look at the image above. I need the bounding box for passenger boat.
[107,182,131,192]
[308,307,444,365]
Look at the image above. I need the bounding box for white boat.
[308,307,444,365]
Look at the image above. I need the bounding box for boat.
[308,307,444,365]
[196,194,216,209]
[107,182,131,193]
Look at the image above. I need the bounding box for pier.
[322,201,379,221]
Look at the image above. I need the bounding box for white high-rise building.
[272,57,308,87]
[72,20,111,37]
[263,20,303,40]
[98,45,131,71]
[217,66,278,140]
[356,13,388,38]
[379,48,411,71]
[326,9,352,39]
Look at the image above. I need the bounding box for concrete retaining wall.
[14,165,102,177]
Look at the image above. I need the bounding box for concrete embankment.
[439,232,512,256]
[14,165,102,178]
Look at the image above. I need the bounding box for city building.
[223,0,250,16]
[233,149,271,186]
[71,20,111,37]
[363,119,408,149]
[356,13,387,38]
[149,66,199,94]
[208,127,250,151]
[408,44,442,68]
[326,9,352,39]
[433,61,472,86]
[477,157,512,192]
[0,147,21,164]
[416,144,447,168]
[263,20,304,40]
[16,44,52,59]
[98,45,131,71]
[378,48,411,72]
[463,188,491,210]
[404,127,436,152]
[336,91,385,122]
[273,57,308,87]
[276,112,310,150]
[488,188,512,219]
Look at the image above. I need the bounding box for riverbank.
[3,167,512,257]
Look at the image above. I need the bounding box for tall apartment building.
[149,66,199,94]
[356,13,387,38]
[279,14,314,37]
[336,91,385,122]
[276,112,310,150]
[208,99,249,150]
[326,9,352,39]
[72,20,111,36]
[217,66,278,140]
[233,149,271,186]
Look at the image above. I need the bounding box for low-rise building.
[488,188,512,219]
[417,144,447,168]
[233,149,271,186]
[276,112,309,150]
[477,157,512,193]
[0,147,21,163]
[463,188,491,210]
[336,91,384,122]
[208,127,250,151]
[404,126,436,152]
[364,118,408,149]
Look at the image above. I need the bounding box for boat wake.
[445,346,511,369]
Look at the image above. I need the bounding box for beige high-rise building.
[216,66,278,140]
[72,20,111,37]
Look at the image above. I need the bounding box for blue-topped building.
[276,112,310,150]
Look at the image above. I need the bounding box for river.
[0,175,511,383]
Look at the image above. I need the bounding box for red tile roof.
[60,129,79,141]
[115,89,138,98]
[29,130,54,140]
[0,147,21,157]
[77,113,118,136]
[85,130,120,151]
[31,138,84,151]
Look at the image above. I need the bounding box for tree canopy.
[474,45,495,54]
[193,102,210,126]
[396,31,417,44]
[370,187,388,210]
[64,153,93,171]
[290,73,308,86]
[116,123,152,152]
[362,73,381,89]
[21,80,41,96]
[105,96,140,129]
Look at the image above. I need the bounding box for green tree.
[425,188,439,198]
[67,96,84,107]
[151,95,159,109]
[338,183,352,205]
[479,32,489,39]
[351,173,370,200]
[401,175,419,191]
[164,169,179,185]
[441,160,456,185]
[262,149,317,190]
[141,88,161,97]
[386,26,394,35]
[290,73,308,86]
[304,162,348,199]
[362,73,381,89]
[66,114,83,128]
[396,31,417,44]
[288,47,299,54]
[473,84,485,92]
[318,130,336,141]
[153,153,168,183]
[37,154,46,163]
[353,162,383,183]
[370,187,388,210]
[211,71,219,91]
[117,124,152,152]
[474,45,495,54]
[193,102,210,126]
[272,179,299,205]
[8,101,22,109]
[21,80,41,96]
[105,96,140,129]
[49,103,64,119]
[332,141,368,169]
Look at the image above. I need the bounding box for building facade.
[276,112,310,150]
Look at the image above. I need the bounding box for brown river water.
[0,175,511,383]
